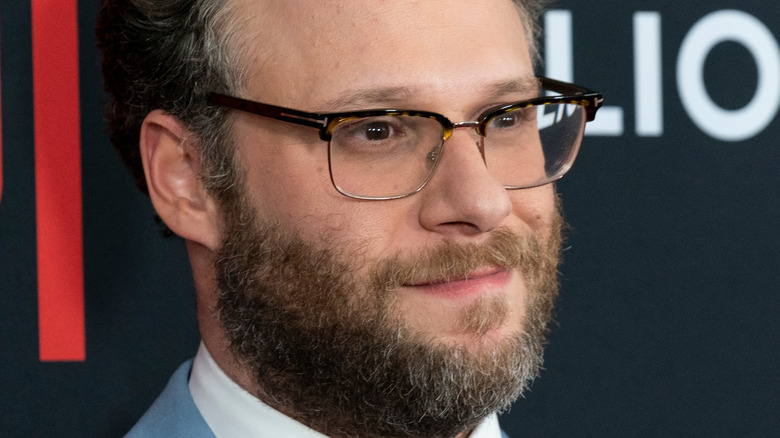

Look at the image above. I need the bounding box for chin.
[417,301,527,354]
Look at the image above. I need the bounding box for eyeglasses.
[208,77,603,200]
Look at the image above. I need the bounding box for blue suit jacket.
[126,360,511,438]
[125,360,215,437]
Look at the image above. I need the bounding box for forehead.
[231,0,533,110]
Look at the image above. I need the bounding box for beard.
[214,188,563,438]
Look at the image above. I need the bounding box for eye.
[492,113,521,129]
[362,120,395,140]
[488,107,535,130]
[340,116,408,143]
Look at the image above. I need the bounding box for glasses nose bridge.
[451,119,481,134]
[445,120,485,160]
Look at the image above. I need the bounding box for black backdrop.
[1,1,778,436]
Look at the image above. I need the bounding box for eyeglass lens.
[329,102,586,199]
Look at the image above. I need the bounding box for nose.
[418,126,513,237]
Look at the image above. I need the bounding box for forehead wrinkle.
[319,76,540,114]
[320,87,418,112]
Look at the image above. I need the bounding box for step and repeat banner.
[1,1,778,436]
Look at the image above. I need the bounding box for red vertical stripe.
[0,27,3,204]
[32,0,85,361]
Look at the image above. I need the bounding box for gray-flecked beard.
[215,190,562,438]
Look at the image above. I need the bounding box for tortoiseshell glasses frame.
[208,77,603,200]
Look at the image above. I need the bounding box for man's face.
[213,0,561,435]
[228,0,556,346]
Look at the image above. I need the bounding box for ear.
[140,110,221,250]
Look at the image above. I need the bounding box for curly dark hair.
[96,0,245,199]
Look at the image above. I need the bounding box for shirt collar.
[189,342,503,438]
[190,342,327,438]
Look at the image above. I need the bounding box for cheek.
[245,153,405,256]
[237,135,340,224]
[508,184,558,232]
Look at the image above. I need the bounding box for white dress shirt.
[189,342,503,438]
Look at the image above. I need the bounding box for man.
[97,0,602,437]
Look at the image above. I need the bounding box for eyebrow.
[321,87,416,111]
[319,76,540,112]
[483,77,541,99]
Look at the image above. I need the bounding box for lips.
[403,267,511,299]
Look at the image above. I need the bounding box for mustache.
[371,227,557,293]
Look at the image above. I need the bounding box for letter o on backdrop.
[677,10,780,142]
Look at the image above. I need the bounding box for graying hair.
[512,0,549,63]
[96,0,247,200]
